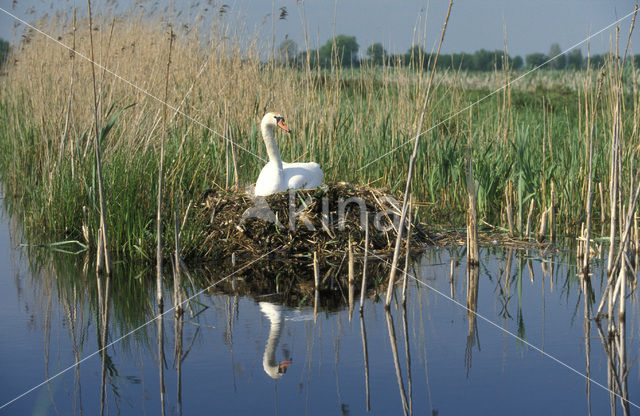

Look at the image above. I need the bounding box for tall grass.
[0,9,639,264]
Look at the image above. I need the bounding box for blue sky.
[1,0,638,58]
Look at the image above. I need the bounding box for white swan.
[254,112,324,196]
[259,301,315,379]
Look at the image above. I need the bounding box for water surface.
[0,206,638,415]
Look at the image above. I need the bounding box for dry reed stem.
[348,237,355,320]
[582,70,605,273]
[577,223,585,267]
[506,182,514,237]
[550,182,555,242]
[385,310,410,414]
[173,196,182,314]
[606,32,623,280]
[60,9,76,174]
[385,0,453,308]
[525,199,534,240]
[95,224,103,274]
[466,107,479,266]
[313,251,320,290]
[359,313,371,411]
[449,258,455,299]
[359,215,369,313]
[156,29,174,309]
[87,0,111,276]
[537,208,548,242]
[634,213,639,276]
[313,250,319,322]
[401,196,413,305]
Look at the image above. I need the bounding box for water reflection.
[385,309,409,415]
[581,275,593,416]
[259,302,315,380]
[358,311,371,412]
[593,283,632,415]
[465,264,479,377]
[2,240,640,415]
[401,305,413,415]
[97,270,112,416]
[259,302,292,379]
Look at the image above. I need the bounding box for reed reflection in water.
[2,244,640,415]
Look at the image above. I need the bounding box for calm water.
[0,205,638,415]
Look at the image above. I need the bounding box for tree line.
[0,39,10,68]
[0,33,627,73]
[278,35,635,71]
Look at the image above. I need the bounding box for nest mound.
[195,182,433,261]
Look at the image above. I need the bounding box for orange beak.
[277,118,291,133]
[278,360,292,374]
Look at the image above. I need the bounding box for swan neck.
[262,123,283,170]
[263,315,284,378]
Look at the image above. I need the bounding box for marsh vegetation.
[0,7,638,268]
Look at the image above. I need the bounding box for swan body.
[254,112,323,196]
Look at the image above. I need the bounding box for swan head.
[264,359,292,379]
[261,112,290,133]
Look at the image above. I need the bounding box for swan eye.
[273,115,290,132]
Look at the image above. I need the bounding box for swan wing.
[284,162,324,190]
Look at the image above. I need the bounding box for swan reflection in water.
[259,302,314,379]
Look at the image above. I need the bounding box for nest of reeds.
[195,182,433,262]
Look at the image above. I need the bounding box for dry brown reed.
[87,0,111,276]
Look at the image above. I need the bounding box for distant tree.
[389,53,405,67]
[511,55,524,70]
[525,52,548,69]
[588,54,606,69]
[318,41,331,67]
[472,49,492,71]
[548,43,566,70]
[318,35,359,67]
[405,45,428,69]
[0,38,9,67]
[366,42,386,66]
[470,49,506,71]
[449,53,467,70]
[335,35,359,66]
[297,49,318,69]
[277,39,297,63]
[566,49,583,70]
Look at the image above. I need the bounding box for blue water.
[0,201,638,415]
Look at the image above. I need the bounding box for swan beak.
[277,119,291,133]
[278,360,292,374]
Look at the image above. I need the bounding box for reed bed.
[0,9,639,269]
